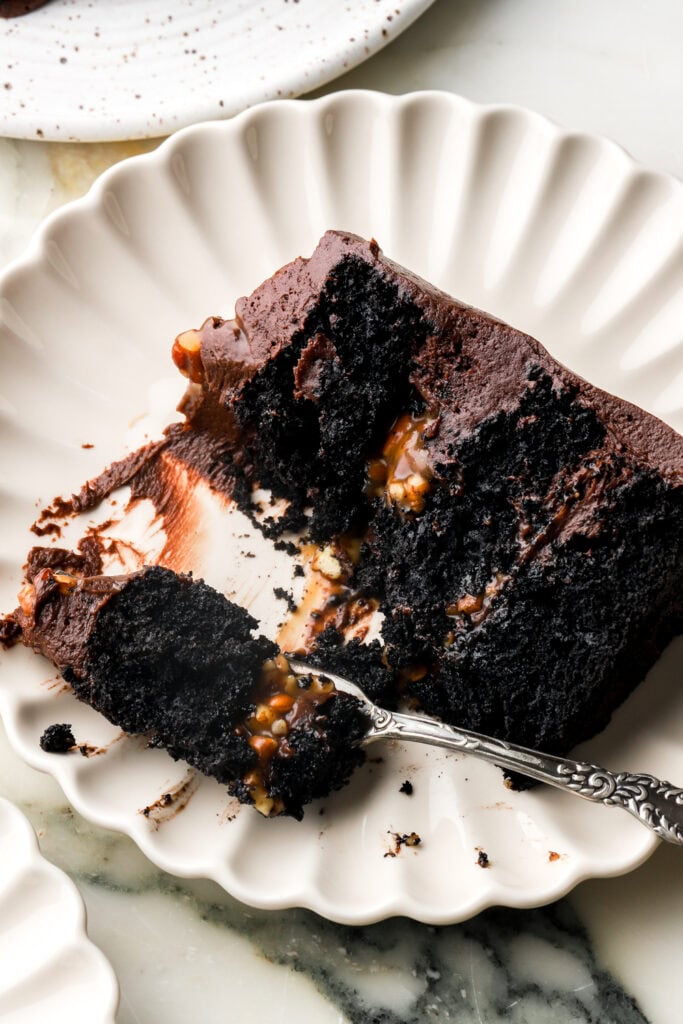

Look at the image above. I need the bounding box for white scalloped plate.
[0,798,118,1022]
[1,92,682,925]
[0,0,434,142]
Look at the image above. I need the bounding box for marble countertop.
[1,2,681,1022]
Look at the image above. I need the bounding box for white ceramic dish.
[0,798,118,1023]
[1,92,682,925]
[0,0,434,142]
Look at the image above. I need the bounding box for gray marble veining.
[12,788,648,1024]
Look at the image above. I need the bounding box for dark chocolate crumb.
[476,849,490,868]
[39,723,75,754]
[294,563,305,577]
[385,830,421,857]
[273,586,297,613]
[273,539,298,556]
[398,831,421,848]
[399,779,413,795]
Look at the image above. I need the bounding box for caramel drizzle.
[367,412,438,514]
[276,541,378,656]
[172,329,204,383]
[238,654,335,817]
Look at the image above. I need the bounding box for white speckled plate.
[0,0,435,142]
[1,92,682,925]
[0,798,118,1023]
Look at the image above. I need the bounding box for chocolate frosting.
[15,565,132,680]
[191,230,683,484]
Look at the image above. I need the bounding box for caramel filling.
[367,412,436,513]
[446,571,509,628]
[172,329,204,383]
[16,567,79,618]
[276,540,378,656]
[17,581,36,617]
[239,654,335,817]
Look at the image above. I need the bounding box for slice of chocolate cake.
[173,230,683,761]
[12,555,368,819]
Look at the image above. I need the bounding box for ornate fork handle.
[366,704,683,846]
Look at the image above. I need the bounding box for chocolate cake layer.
[175,230,683,761]
[13,558,367,818]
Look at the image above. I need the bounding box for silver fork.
[290,660,683,846]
